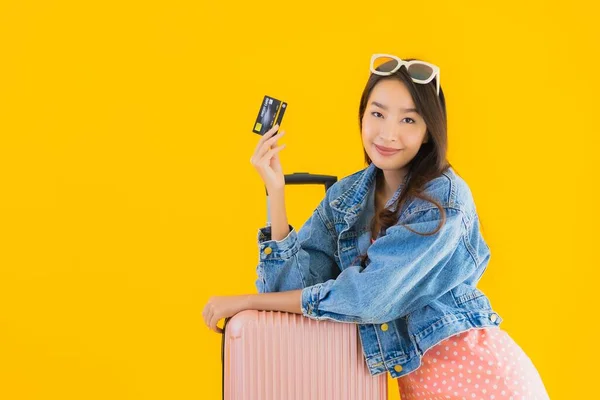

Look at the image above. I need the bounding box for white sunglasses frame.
[370,53,440,96]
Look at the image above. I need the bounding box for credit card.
[252,95,287,135]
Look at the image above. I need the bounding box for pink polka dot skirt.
[397,327,549,399]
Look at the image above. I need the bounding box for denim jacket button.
[394,365,403,372]
[490,314,498,323]
[263,247,272,255]
[380,323,389,332]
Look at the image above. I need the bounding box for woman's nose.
[379,124,400,142]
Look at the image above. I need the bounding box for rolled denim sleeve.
[301,207,475,324]
[255,198,341,293]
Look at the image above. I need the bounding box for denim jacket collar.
[329,163,412,222]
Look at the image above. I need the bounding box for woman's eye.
[371,112,415,124]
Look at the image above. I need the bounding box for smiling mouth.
[375,144,402,152]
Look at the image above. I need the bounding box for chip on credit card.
[252,95,287,135]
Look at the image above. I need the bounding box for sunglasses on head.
[370,53,440,96]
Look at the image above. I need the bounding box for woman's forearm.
[268,190,290,241]
[244,290,303,315]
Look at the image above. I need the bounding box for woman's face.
[361,79,429,174]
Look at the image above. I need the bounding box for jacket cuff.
[257,224,299,261]
[301,284,323,319]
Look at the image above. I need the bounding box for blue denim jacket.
[255,162,503,378]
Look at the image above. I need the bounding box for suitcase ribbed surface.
[223,310,388,400]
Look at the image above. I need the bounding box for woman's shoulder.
[407,166,478,216]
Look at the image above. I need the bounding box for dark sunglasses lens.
[407,63,434,80]
[372,56,399,73]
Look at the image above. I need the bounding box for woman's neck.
[376,168,406,204]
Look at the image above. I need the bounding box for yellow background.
[1,1,597,398]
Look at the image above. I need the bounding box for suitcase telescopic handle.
[285,172,338,190]
[264,172,338,195]
[225,174,337,399]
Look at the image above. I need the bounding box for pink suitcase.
[220,173,388,400]
[222,310,388,400]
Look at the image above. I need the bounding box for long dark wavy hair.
[357,58,453,268]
